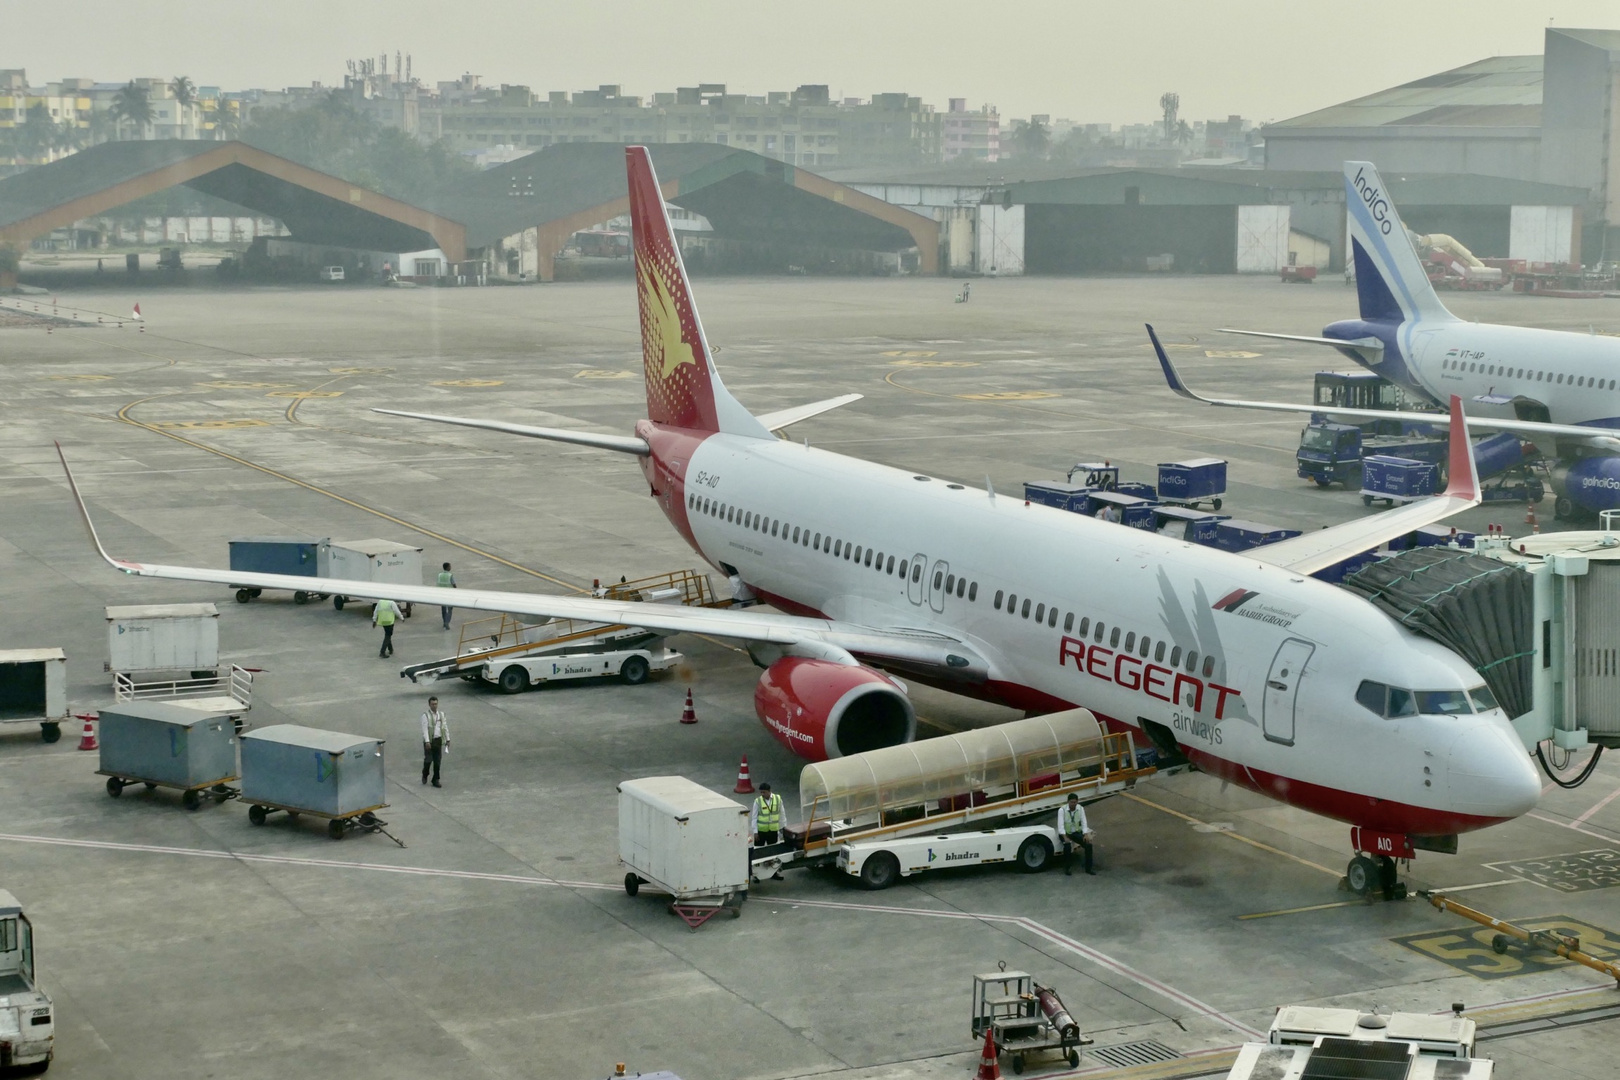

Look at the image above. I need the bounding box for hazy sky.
[11,1,1619,125]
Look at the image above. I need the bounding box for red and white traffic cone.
[1526,504,1540,534]
[76,713,99,751]
[679,689,698,725]
[734,755,755,794]
[974,1027,1002,1080]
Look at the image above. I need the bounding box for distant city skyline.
[10,1,1619,125]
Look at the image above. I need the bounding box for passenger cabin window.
[946,573,956,592]
[968,582,977,601]
[1124,631,1135,652]
[1064,613,1074,633]
[1110,627,1121,647]
[934,570,944,589]
[1035,603,1046,622]
[911,563,922,583]
[1006,593,1017,614]
[899,560,909,579]
[1169,645,1181,666]
[1021,598,1031,618]
[834,540,842,556]
[1093,622,1104,643]
[1202,655,1215,678]
[1185,650,1198,673]
[957,579,966,598]
[1139,636,1150,658]
[1154,641,1166,663]
[1048,608,1058,628]
[994,590,1004,610]
[887,556,896,574]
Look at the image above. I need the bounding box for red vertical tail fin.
[626,146,771,438]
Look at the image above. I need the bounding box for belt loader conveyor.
[752,709,1153,889]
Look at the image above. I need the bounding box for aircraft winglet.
[56,442,141,573]
[1444,394,1479,501]
[1145,323,1202,402]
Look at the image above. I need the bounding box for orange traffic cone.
[734,755,755,794]
[974,1027,1001,1080]
[680,689,698,725]
[1526,504,1540,534]
[76,713,99,751]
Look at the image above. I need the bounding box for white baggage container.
[618,776,748,902]
[0,648,69,743]
[105,604,219,676]
[326,539,424,613]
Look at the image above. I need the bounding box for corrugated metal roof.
[1269,55,1542,130]
[1000,167,1586,207]
[0,140,220,227]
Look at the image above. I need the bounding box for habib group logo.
[1212,588,1301,630]
[1211,588,1258,613]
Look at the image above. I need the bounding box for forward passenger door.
[1263,638,1315,746]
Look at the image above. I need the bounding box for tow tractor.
[400,570,725,692]
[0,888,53,1072]
[750,708,1155,889]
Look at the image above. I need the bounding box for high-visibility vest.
[755,793,783,832]
[375,600,398,626]
[1061,805,1088,837]
[437,571,454,587]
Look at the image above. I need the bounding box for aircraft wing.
[1246,394,1481,576]
[1148,325,1612,443]
[1217,328,1384,352]
[56,445,987,680]
[757,394,863,432]
[372,410,651,455]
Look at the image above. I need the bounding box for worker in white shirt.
[420,695,450,788]
[373,598,401,658]
[749,782,785,883]
[1059,792,1096,876]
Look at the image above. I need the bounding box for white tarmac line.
[1527,811,1620,843]
[0,830,1261,1039]
[1572,784,1620,827]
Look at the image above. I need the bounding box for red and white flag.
[131,303,142,320]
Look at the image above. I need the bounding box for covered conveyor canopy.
[800,709,1104,823]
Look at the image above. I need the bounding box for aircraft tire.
[1346,855,1379,896]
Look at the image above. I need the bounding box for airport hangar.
[0,139,938,283]
[835,162,1586,277]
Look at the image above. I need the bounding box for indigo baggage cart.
[240,724,401,844]
[1022,482,1090,512]
[1157,457,1227,510]
[1214,519,1303,553]
[97,702,238,809]
[228,536,330,605]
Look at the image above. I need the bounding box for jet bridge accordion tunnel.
[1344,549,1534,720]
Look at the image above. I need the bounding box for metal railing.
[113,664,253,708]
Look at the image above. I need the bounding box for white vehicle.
[481,646,682,693]
[1225,1004,1489,1079]
[60,147,1541,897]
[318,265,345,281]
[838,825,1062,889]
[0,888,53,1072]
[1150,160,1620,520]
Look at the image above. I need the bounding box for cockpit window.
[1415,689,1471,715]
[1468,685,1499,712]
[1355,680,1385,715]
[1387,687,1416,718]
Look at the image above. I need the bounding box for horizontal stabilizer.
[757,394,863,432]
[372,409,650,455]
[1218,328,1384,351]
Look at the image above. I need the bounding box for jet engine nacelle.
[754,657,916,761]
[1552,455,1620,518]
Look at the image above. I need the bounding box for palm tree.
[19,103,55,161]
[170,76,196,137]
[1159,92,1180,143]
[208,97,240,141]
[110,82,155,140]
[1174,119,1193,146]
[54,116,88,156]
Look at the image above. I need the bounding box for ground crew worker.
[420,695,450,787]
[1059,793,1096,876]
[437,561,457,629]
[749,782,786,882]
[373,598,401,658]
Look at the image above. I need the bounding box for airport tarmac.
[1,274,1617,1080]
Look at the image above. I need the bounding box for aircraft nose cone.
[1447,719,1539,820]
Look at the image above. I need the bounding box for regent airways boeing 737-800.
[58,147,1540,893]
[1150,160,1620,518]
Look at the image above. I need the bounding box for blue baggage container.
[1151,507,1226,545]
[228,537,329,578]
[1361,455,1439,504]
[1114,480,1159,503]
[1389,524,1476,551]
[1022,481,1091,512]
[1214,519,1303,553]
[240,724,386,818]
[1157,458,1227,505]
[98,702,237,788]
[1088,491,1156,530]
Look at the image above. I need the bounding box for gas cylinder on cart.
[1034,984,1079,1041]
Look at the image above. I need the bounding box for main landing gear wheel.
[1346,854,1380,897]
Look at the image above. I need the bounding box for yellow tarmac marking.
[267,390,343,399]
[433,379,504,387]
[1204,350,1261,359]
[1123,792,1342,878]
[1238,900,1363,921]
[574,370,634,379]
[198,381,293,389]
[958,391,1058,401]
[879,349,938,358]
[46,374,114,381]
[893,359,978,367]
[150,419,271,431]
[328,366,392,375]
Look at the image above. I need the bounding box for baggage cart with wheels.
[1157,457,1227,510]
[96,702,239,810]
[325,539,423,617]
[1022,481,1091,513]
[1361,454,1440,506]
[105,603,219,680]
[972,966,1092,1074]
[619,776,749,929]
[227,536,330,605]
[0,648,69,744]
[239,725,399,844]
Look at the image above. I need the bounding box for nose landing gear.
[1345,828,1414,901]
